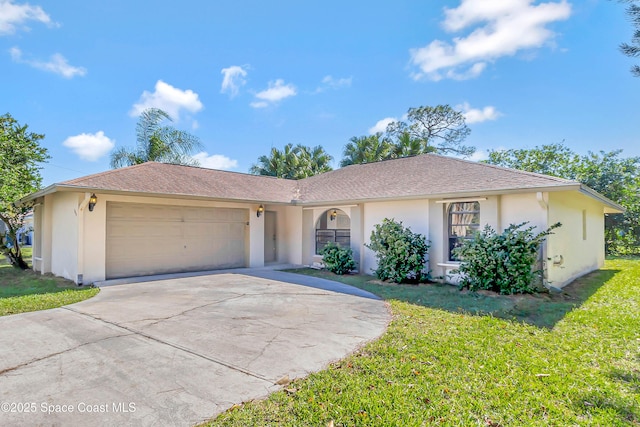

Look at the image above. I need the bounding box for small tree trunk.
[11,241,29,270]
[1,241,29,270]
[11,252,29,270]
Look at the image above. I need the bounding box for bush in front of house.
[453,221,562,294]
[366,218,430,283]
[320,242,356,275]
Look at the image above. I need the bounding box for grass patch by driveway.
[283,266,613,329]
[0,251,99,316]
[208,259,640,426]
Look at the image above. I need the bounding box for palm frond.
[110,146,142,168]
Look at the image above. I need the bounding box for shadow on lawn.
[292,267,620,329]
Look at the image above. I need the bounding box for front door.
[264,211,277,263]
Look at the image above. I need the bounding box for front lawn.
[0,250,99,316]
[209,259,640,426]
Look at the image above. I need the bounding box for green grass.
[284,266,614,330]
[0,250,99,316]
[208,259,640,426]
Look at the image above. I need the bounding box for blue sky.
[1,0,638,186]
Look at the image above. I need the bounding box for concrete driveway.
[0,271,389,426]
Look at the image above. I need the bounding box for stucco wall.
[302,209,315,266]
[285,206,304,264]
[500,193,547,232]
[348,206,363,270]
[361,199,430,275]
[428,201,446,278]
[39,194,54,274]
[248,204,264,268]
[547,191,605,288]
[50,192,80,282]
[263,205,303,265]
[81,193,106,283]
[32,203,44,272]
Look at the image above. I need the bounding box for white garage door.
[106,202,248,279]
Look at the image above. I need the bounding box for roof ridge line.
[426,153,578,184]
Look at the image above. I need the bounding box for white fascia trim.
[435,197,487,204]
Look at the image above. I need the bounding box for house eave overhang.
[21,181,625,213]
[293,184,585,207]
[19,183,59,204]
[578,185,625,214]
[20,184,293,206]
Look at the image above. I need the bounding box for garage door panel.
[229,222,245,236]
[183,223,211,237]
[106,202,247,279]
[107,238,182,260]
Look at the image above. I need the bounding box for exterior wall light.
[330,209,337,221]
[257,204,264,218]
[88,193,98,212]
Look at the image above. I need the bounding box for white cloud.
[0,1,55,35]
[249,101,269,109]
[368,117,397,134]
[129,80,203,120]
[10,47,86,78]
[315,75,352,92]
[63,131,115,161]
[410,0,571,81]
[192,152,238,170]
[468,150,488,162]
[250,79,296,108]
[322,75,352,87]
[457,102,502,123]
[220,65,248,98]
[130,80,203,119]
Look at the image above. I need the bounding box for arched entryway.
[315,208,351,254]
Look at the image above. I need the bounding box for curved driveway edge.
[0,272,390,426]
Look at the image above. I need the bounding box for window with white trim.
[448,201,480,261]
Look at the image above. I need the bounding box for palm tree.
[110,108,203,168]
[250,143,333,179]
[250,144,296,178]
[391,131,432,159]
[340,133,393,167]
[296,144,333,177]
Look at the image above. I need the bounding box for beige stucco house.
[23,154,623,288]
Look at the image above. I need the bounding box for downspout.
[76,193,91,286]
[536,192,549,288]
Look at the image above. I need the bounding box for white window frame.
[447,201,480,261]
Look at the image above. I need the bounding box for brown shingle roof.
[60,162,298,203]
[296,154,577,203]
[55,154,580,205]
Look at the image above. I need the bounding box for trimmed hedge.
[366,218,430,283]
[320,242,356,275]
[453,221,561,294]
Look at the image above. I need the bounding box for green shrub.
[453,221,561,294]
[366,218,430,283]
[320,242,356,275]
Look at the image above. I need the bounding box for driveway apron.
[0,271,389,426]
